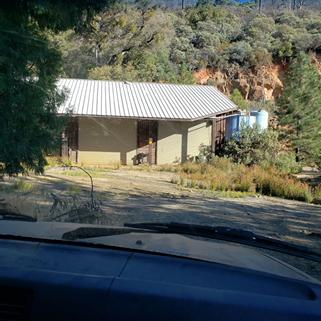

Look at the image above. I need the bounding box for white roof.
[57,78,238,120]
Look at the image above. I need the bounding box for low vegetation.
[0,178,37,193]
[221,126,280,166]
[45,157,119,176]
[164,127,317,203]
[169,159,314,203]
[53,168,112,178]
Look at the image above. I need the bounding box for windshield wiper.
[62,226,149,240]
[0,210,36,222]
[124,222,321,264]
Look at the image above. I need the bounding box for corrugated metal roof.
[57,78,238,120]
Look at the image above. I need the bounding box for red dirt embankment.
[194,54,321,102]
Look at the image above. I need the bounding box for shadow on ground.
[1,170,321,280]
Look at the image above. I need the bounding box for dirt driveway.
[1,167,321,279]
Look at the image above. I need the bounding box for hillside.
[51,2,321,104]
[194,64,284,101]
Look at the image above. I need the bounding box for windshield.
[1,0,321,281]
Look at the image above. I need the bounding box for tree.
[230,89,249,110]
[50,30,96,78]
[277,52,321,165]
[50,1,321,89]
[0,1,108,175]
[256,0,263,13]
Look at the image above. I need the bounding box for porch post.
[75,117,79,163]
[211,119,216,154]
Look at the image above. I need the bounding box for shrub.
[272,152,302,174]
[312,185,321,204]
[13,179,36,192]
[197,144,214,163]
[222,126,280,166]
[252,166,312,202]
[173,158,312,203]
[230,89,249,111]
[209,156,235,172]
[227,41,254,67]
[181,162,204,174]
[233,170,255,192]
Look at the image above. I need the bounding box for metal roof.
[57,78,238,120]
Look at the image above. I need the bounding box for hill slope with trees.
[52,2,321,91]
[49,1,321,166]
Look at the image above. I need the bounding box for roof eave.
[57,107,239,122]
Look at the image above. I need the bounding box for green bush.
[222,125,280,166]
[230,89,249,111]
[196,144,214,163]
[272,152,302,174]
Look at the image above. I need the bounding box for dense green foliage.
[278,52,321,166]
[222,126,280,165]
[0,1,108,175]
[220,125,302,172]
[126,0,321,10]
[51,2,321,84]
[230,89,249,110]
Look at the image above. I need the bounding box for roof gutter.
[192,108,240,122]
[57,107,240,122]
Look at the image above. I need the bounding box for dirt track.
[1,167,321,280]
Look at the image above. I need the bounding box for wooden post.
[211,119,216,154]
[61,132,68,158]
[148,137,153,165]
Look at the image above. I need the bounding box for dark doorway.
[137,120,158,165]
[61,117,79,162]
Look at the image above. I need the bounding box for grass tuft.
[159,160,314,203]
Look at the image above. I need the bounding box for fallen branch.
[48,164,103,222]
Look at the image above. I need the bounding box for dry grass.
[45,157,316,203]
[166,159,314,203]
[53,167,112,178]
[0,178,37,193]
[312,185,321,204]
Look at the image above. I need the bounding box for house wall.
[77,117,212,166]
[78,117,136,165]
[157,120,212,164]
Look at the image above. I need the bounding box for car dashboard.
[1,236,321,321]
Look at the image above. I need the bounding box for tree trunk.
[95,43,100,66]
[257,0,262,13]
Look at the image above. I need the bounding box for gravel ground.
[1,167,321,280]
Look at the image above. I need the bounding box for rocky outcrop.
[194,64,285,102]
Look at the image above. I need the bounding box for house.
[57,78,239,165]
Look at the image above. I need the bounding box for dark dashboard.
[1,235,321,321]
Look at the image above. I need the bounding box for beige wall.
[157,122,183,164]
[186,121,212,157]
[77,117,211,166]
[78,117,136,165]
[157,120,212,164]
